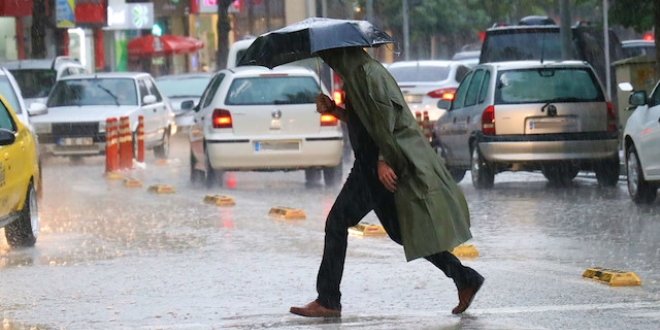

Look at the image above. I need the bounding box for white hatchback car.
[189,66,344,187]
[30,72,176,160]
[622,81,660,204]
[386,60,470,122]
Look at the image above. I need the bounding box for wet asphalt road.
[1,133,660,330]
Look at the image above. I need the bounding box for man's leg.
[425,252,484,314]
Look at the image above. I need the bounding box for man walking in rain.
[290,47,485,318]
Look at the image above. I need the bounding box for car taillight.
[481,105,495,135]
[332,72,344,107]
[606,102,617,132]
[427,87,457,100]
[320,113,338,126]
[212,109,232,129]
[332,90,343,107]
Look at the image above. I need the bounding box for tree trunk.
[654,0,660,67]
[31,0,47,59]
[216,0,234,70]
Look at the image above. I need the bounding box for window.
[451,71,473,110]
[144,78,163,102]
[201,73,226,108]
[0,77,22,114]
[455,66,470,83]
[225,76,319,105]
[0,100,16,131]
[650,84,660,107]
[138,80,149,104]
[47,78,138,107]
[464,69,485,107]
[478,71,491,104]
[9,69,57,99]
[388,65,451,83]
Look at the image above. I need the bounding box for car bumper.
[40,142,106,156]
[206,136,344,170]
[477,132,620,162]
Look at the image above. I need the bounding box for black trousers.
[316,162,483,310]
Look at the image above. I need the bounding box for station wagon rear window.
[387,65,450,83]
[225,76,319,105]
[494,68,604,105]
[47,78,138,107]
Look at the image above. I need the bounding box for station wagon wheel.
[322,160,343,188]
[626,146,657,204]
[594,156,620,187]
[4,182,38,247]
[448,168,466,183]
[304,169,321,187]
[542,164,579,185]
[471,143,494,189]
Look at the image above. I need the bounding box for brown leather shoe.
[290,301,341,318]
[452,278,484,314]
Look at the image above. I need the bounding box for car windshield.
[225,76,319,105]
[623,44,656,58]
[0,77,22,114]
[156,76,211,98]
[47,78,138,107]
[9,69,57,99]
[387,65,450,83]
[482,31,570,63]
[495,67,604,104]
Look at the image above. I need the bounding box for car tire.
[595,156,620,187]
[542,164,579,185]
[323,161,343,187]
[190,150,204,184]
[154,128,170,159]
[448,168,466,183]
[304,169,321,185]
[626,146,657,204]
[204,146,224,188]
[471,143,494,189]
[4,182,38,248]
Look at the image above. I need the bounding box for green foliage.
[608,0,654,32]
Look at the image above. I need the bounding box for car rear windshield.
[0,77,22,114]
[47,78,138,107]
[156,76,211,98]
[495,67,604,105]
[225,76,319,105]
[387,65,450,83]
[481,31,572,63]
[9,69,57,99]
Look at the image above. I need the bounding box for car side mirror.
[0,128,16,146]
[629,91,647,107]
[181,100,195,110]
[143,95,157,105]
[437,99,453,111]
[27,102,48,116]
[618,82,633,92]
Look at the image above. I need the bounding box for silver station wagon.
[434,61,620,188]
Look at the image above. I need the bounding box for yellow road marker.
[268,206,306,220]
[582,268,641,286]
[204,195,236,206]
[147,185,176,194]
[450,244,479,258]
[124,178,142,188]
[348,223,386,236]
[104,172,123,180]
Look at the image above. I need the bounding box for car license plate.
[58,137,94,146]
[404,94,424,103]
[254,141,300,151]
[527,117,578,133]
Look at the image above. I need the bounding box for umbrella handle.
[316,57,322,94]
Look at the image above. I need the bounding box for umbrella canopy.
[127,35,204,60]
[237,17,395,68]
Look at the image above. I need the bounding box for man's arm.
[315,94,347,122]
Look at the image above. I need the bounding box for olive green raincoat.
[319,47,473,261]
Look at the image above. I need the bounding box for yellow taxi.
[0,94,40,247]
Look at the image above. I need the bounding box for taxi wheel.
[304,169,321,185]
[323,161,343,187]
[204,147,224,188]
[154,129,170,159]
[627,146,657,204]
[190,150,205,184]
[5,182,38,248]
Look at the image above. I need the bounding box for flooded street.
[1,133,660,329]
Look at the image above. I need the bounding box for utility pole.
[366,0,373,56]
[603,0,611,100]
[403,0,409,60]
[559,0,571,60]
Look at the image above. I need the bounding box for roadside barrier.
[119,116,133,170]
[104,118,119,176]
[415,111,422,131]
[422,111,431,141]
[137,116,145,163]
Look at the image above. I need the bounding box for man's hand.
[378,160,397,192]
[315,94,335,114]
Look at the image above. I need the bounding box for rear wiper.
[96,84,120,106]
[273,100,292,104]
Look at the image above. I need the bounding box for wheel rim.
[471,148,480,182]
[29,187,39,238]
[627,152,639,196]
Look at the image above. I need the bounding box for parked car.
[621,39,656,59]
[434,61,620,188]
[620,81,660,204]
[155,72,215,129]
[0,93,41,247]
[189,66,344,188]
[452,50,481,68]
[29,72,175,160]
[386,60,470,122]
[2,56,87,107]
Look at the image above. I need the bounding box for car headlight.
[99,120,106,133]
[33,123,52,134]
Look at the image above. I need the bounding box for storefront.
[106,0,154,72]
[0,0,32,61]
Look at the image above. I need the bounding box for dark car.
[621,39,656,59]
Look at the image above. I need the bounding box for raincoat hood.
[321,48,473,261]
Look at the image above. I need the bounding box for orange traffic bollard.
[119,116,133,170]
[422,111,431,141]
[137,116,145,163]
[105,117,119,175]
[415,111,422,131]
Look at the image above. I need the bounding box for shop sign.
[152,0,189,17]
[198,0,240,14]
[107,2,154,30]
[56,0,75,28]
[74,0,106,24]
[0,0,33,17]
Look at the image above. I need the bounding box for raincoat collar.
[317,47,371,81]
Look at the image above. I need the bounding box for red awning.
[127,35,204,59]
[0,0,32,16]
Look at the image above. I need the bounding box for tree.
[31,0,48,58]
[216,0,235,69]
[609,0,660,64]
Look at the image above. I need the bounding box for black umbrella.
[237,17,396,69]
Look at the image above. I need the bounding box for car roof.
[59,72,152,80]
[621,39,655,47]
[387,60,459,68]
[227,65,319,77]
[2,56,84,70]
[155,72,215,80]
[479,60,592,71]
